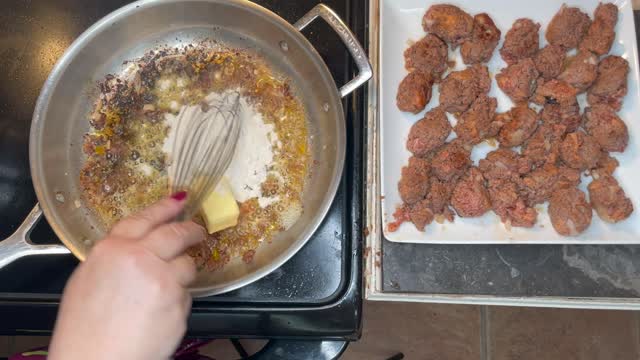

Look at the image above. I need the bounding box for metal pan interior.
[30,0,345,296]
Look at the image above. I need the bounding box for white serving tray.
[380,0,640,244]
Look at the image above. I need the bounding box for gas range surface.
[0,0,366,338]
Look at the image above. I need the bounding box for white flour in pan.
[162,91,280,207]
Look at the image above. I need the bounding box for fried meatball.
[580,3,618,56]
[439,64,491,113]
[396,72,434,113]
[534,45,566,81]
[583,104,628,152]
[398,156,430,205]
[521,123,566,167]
[460,13,501,64]
[479,148,532,181]
[518,163,581,206]
[404,34,449,81]
[406,107,452,156]
[422,4,474,46]
[594,151,619,176]
[496,58,539,103]
[588,174,633,223]
[560,131,601,170]
[588,55,629,111]
[557,51,598,93]
[549,187,592,236]
[497,105,539,147]
[500,18,540,65]
[408,199,435,231]
[545,5,591,49]
[451,167,491,217]
[453,95,499,145]
[531,79,578,107]
[539,103,581,133]
[488,178,537,228]
[424,177,456,215]
[431,141,472,181]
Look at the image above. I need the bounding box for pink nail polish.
[171,191,187,201]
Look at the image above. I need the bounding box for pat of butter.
[200,177,239,234]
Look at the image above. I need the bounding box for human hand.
[48,192,206,360]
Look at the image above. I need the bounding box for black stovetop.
[0,0,366,339]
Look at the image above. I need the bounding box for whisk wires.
[169,90,242,221]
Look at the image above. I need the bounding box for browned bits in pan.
[396,71,434,113]
[500,18,540,65]
[422,4,474,46]
[460,13,501,64]
[545,5,591,49]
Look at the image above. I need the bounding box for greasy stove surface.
[0,0,365,338]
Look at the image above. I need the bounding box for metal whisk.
[168,90,242,221]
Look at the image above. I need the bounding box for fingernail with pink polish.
[171,191,187,201]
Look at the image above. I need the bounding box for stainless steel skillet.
[0,0,371,297]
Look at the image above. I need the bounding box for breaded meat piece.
[557,51,598,93]
[453,95,499,145]
[451,167,491,217]
[588,173,633,223]
[461,13,501,64]
[422,4,474,46]
[439,64,491,113]
[534,45,566,80]
[396,71,434,113]
[406,107,452,156]
[497,105,539,147]
[546,5,591,49]
[588,55,629,111]
[549,187,592,236]
[583,104,628,152]
[500,18,540,65]
[496,58,539,103]
[404,34,449,81]
[559,131,602,171]
[580,3,618,56]
[398,156,431,205]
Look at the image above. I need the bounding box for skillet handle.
[0,204,70,270]
[293,4,372,98]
